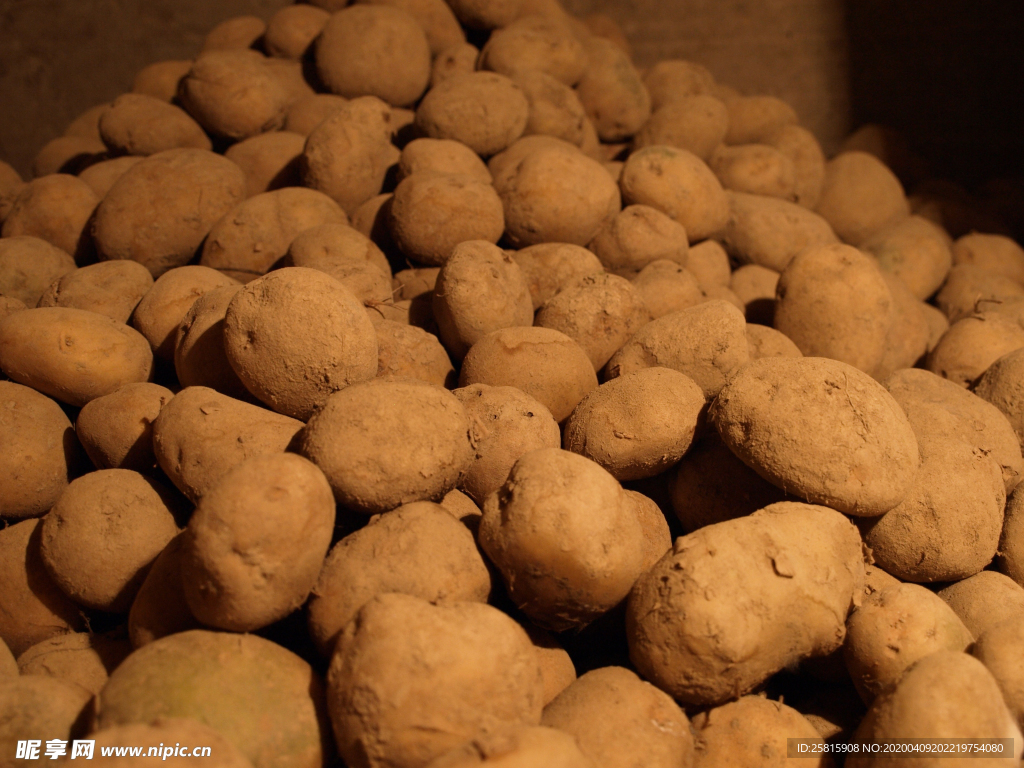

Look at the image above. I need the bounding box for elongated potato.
[17,631,131,696]
[37,259,153,323]
[99,93,211,156]
[722,191,838,272]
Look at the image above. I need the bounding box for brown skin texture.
[972,616,1024,730]
[0,639,15,677]
[17,631,131,696]
[1000,484,1024,587]
[709,143,797,201]
[952,233,1024,285]
[634,96,729,161]
[132,59,192,101]
[0,307,154,407]
[307,501,492,657]
[746,322,803,359]
[63,103,107,141]
[99,93,211,156]
[874,272,930,380]
[398,138,491,183]
[724,96,798,145]
[0,381,85,519]
[454,384,561,503]
[975,347,1024,446]
[127,533,202,648]
[222,268,378,420]
[303,259,392,304]
[541,667,694,768]
[937,572,1024,639]
[936,263,1024,324]
[489,135,582,190]
[77,155,144,198]
[0,676,93,761]
[511,242,604,310]
[355,0,465,56]
[431,42,479,88]
[686,239,731,287]
[713,356,921,516]
[224,131,307,198]
[265,4,330,59]
[1,174,98,262]
[93,148,247,278]
[631,260,704,319]
[731,263,779,325]
[174,284,250,399]
[181,454,335,632]
[40,469,181,613]
[521,627,577,707]
[315,5,431,108]
[373,319,455,387]
[627,502,865,707]
[96,630,334,768]
[284,94,349,136]
[564,367,705,481]
[32,135,107,177]
[589,204,689,278]
[76,382,172,472]
[425,725,594,768]
[0,293,26,319]
[862,215,953,300]
[459,327,598,423]
[815,151,910,246]
[575,37,650,142]
[513,70,588,147]
[201,15,265,52]
[152,386,304,503]
[625,489,672,571]
[287,222,391,279]
[480,15,586,86]
[768,123,827,209]
[89,718,255,767]
[926,312,1024,388]
[479,448,646,631]
[37,259,153,323]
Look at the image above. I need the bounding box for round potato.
[17,631,131,696]
[416,72,529,157]
[721,191,839,272]
[37,259,153,323]
[173,284,249,399]
[99,93,211,156]
[937,571,1024,639]
[398,138,491,183]
[265,4,330,59]
[633,96,729,161]
[131,59,192,102]
[76,382,173,472]
[77,155,144,198]
[479,14,586,86]
[952,232,1024,285]
[642,59,715,111]
[1,174,98,262]
[575,37,651,142]
[224,131,307,197]
[686,239,732,287]
[768,123,827,209]
[630,259,705,319]
[430,41,479,87]
[287,222,391,279]
[127,534,202,648]
[511,242,604,310]
[512,70,588,146]
[926,312,1024,388]
[862,215,953,300]
[815,151,910,246]
[746,322,803,359]
[724,95,798,145]
[588,204,689,277]
[355,0,465,56]
[0,236,75,307]
[709,143,797,200]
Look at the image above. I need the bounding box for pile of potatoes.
[3,0,1024,766]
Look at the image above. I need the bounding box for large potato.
[815,151,910,246]
[575,37,650,142]
[1,174,98,262]
[224,130,306,197]
[99,93,211,155]
[37,259,153,323]
[511,242,603,309]
[0,235,76,306]
[17,631,131,696]
[721,191,838,272]
[89,719,255,767]
[74,379,170,472]
[479,14,586,86]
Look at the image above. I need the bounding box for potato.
[398,138,491,184]
[201,15,265,52]
[426,725,593,768]
[709,143,797,200]
[620,146,728,242]
[170,285,247,398]
[0,235,74,312]
[488,135,580,189]
[127,534,202,648]
[541,666,693,768]
[745,322,802,360]
[936,263,1024,324]
[96,629,333,768]
[846,652,1022,768]
[605,300,749,399]
[152,386,303,503]
[729,263,778,325]
[724,95,798,145]
[926,312,1024,388]
[0,677,92,762]
[308,501,491,657]
[32,135,106,177]
[975,347,1024,446]
[389,173,504,265]
[315,6,430,108]
[328,593,543,768]
[630,260,704,319]
[639,60,714,111]
[885,367,1023,492]
[512,70,588,147]
[369,319,451,386]
[875,273,928,378]
[575,37,650,142]
[815,151,910,246]
[287,222,391,279]
[355,0,465,56]
[265,4,330,59]
[37,260,153,323]
[99,93,211,156]
[587,204,688,278]
[0,294,26,320]
[690,695,830,768]
[18,631,131,696]
[416,72,529,157]
[511,242,603,310]
[63,102,107,141]
[94,148,247,278]
[1000,485,1024,587]
[685,238,731,287]
[713,356,920,516]
[670,430,789,533]
[301,96,398,214]
[479,448,645,630]
[629,501,863,707]
[972,616,1024,729]
[0,307,153,407]
[937,571,1024,639]
[861,215,953,300]
[721,191,838,272]
[633,97,728,162]
[89,718,256,767]
[77,155,143,198]
[952,233,1024,285]
[478,15,584,86]
[431,42,479,87]
[75,382,171,473]
[179,50,289,141]
[180,454,333,632]
[132,59,192,101]
[768,124,827,209]
[773,243,894,375]
[222,268,378,420]
[1,174,98,262]
[284,93,348,137]
[223,131,306,197]
[627,489,673,570]
[921,302,949,352]
[844,583,973,705]
[40,469,180,613]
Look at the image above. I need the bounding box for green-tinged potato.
[180,50,289,141]
[0,677,92,761]
[32,135,106,177]
[308,501,491,657]
[223,268,378,420]
[724,95,798,145]
[873,272,930,381]
[936,264,1024,324]
[416,73,529,157]
[730,263,778,325]
[768,124,827,209]
[1,174,98,262]
[605,300,749,399]
[174,284,249,399]
[94,148,247,277]
[815,151,910,246]
[629,502,864,707]
[576,37,650,142]
[152,386,304,503]
[938,572,1024,639]
[132,59,192,102]
[746,322,802,359]
[459,327,598,422]
[433,241,533,360]
[588,204,688,277]
[375,320,454,387]
[40,469,180,613]
[355,0,465,57]
[862,215,953,300]
[885,367,1022,491]
[480,14,586,86]
[425,725,593,768]
[479,448,645,631]
[513,70,587,146]
[631,260,704,319]
[686,239,731,287]
[1001,485,1024,586]
[99,93,211,156]
[96,630,333,768]
[127,534,201,648]
[18,632,131,696]
[76,382,172,472]
[181,454,334,632]
[670,430,789,533]
[0,381,84,519]
[0,519,84,656]
[844,584,974,703]
[972,616,1024,729]
[287,222,391,279]
[398,138,491,183]
[774,243,894,375]
[430,42,479,87]
[299,379,472,513]
[633,97,728,161]
[722,191,838,272]
[77,155,144,198]
[390,173,505,265]
[284,94,348,136]
[713,356,920,516]
[535,272,650,371]
[952,233,1024,285]
[709,143,797,200]
[846,652,1022,768]
[265,5,330,59]
[89,718,255,767]
[691,696,830,768]
[224,131,307,197]
[132,265,239,361]
[38,260,153,323]
[563,368,704,481]
[0,307,153,407]
[926,312,1024,388]
[201,15,265,52]
[642,60,715,111]
[511,242,603,310]
[541,667,693,768]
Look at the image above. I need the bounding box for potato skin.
[1,174,99,263]
[416,72,529,157]
[424,725,593,768]
[37,259,153,324]
[972,616,1024,730]
[626,502,865,707]
[88,718,255,768]
[99,93,212,155]
[815,151,910,246]
[0,676,93,763]
[1001,485,1024,587]
[17,631,131,696]
[722,191,838,272]
[0,307,153,407]
[712,356,920,516]
[575,37,651,142]
[937,571,1024,640]
[0,235,76,307]
[511,242,604,310]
